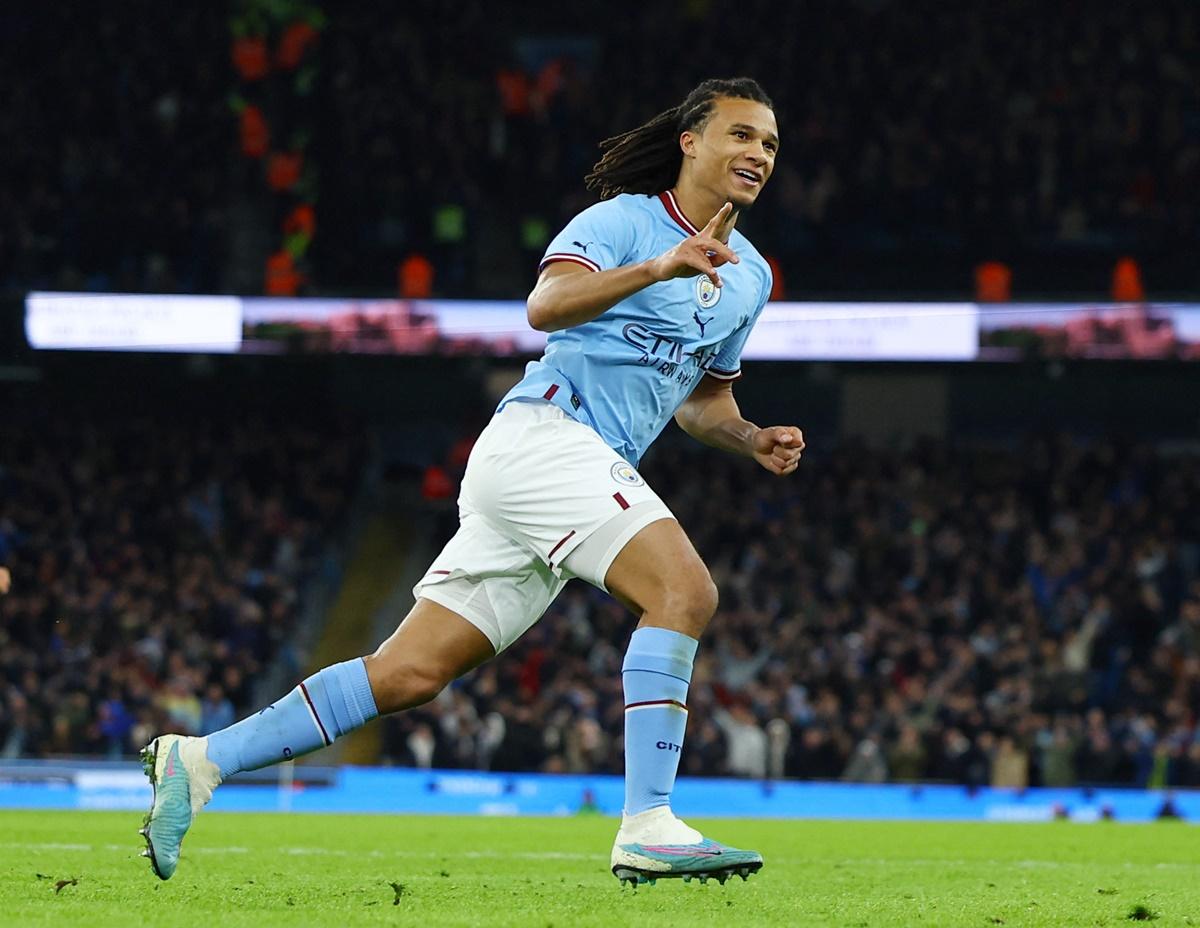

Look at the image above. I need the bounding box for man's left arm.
[674,375,804,476]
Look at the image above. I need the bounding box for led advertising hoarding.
[25,293,1200,361]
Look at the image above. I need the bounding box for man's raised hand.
[648,201,739,288]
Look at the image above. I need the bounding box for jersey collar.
[657,190,700,236]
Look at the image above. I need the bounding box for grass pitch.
[3,811,1198,927]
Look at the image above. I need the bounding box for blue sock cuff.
[332,657,379,727]
[622,627,698,683]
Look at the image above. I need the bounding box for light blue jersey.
[500,191,772,466]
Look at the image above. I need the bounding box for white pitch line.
[1,842,600,862]
[4,843,1197,871]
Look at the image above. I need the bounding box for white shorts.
[413,400,673,651]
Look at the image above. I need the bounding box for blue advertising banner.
[1,762,1197,823]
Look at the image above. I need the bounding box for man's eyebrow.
[728,122,780,146]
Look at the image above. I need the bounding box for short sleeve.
[707,320,753,380]
[707,258,772,380]
[539,199,637,274]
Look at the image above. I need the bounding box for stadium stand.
[316,1,1200,296]
[0,6,229,294]
[5,383,1194,789]
[2,3,1198,297]
[0,409,363,759]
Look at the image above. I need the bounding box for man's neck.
[670,182,738,242]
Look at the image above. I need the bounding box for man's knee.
[363,653,449,713]
[659,570,719,632]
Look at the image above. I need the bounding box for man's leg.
[599,518,762,885]
[202,598,494,774]
[141,599,494,879]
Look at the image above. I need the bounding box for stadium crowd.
[3,403,1198,790]
[0,411,362,759]
[383,434,1200,789]
[3,2,1198,296]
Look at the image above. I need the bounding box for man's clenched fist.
[752,426,805,476]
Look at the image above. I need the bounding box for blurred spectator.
[199,683,236,736]
[990,736,1030,789]
[842,737,888,784]
[97,689,136,759]
[888,725,928,782]
[1039,722,1080,787]
[714,702,769,778]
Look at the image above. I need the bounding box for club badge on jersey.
[695,276,721,309]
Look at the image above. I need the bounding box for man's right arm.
[526,201,739,333]
[526,261,660,332]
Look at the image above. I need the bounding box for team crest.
[695,275,721,309]
[610,462,645,487]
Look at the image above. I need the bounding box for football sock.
[204,657,379,779]
[621,626,699,817]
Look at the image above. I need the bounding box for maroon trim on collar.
[657,190,700,236]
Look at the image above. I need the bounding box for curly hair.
[584,77,774,200]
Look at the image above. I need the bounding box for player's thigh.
[602,518,718,637]
[413,508,568,653]
[365,597,496,713]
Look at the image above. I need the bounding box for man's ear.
[679,130,697,159]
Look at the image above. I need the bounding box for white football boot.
[610,806,763,886]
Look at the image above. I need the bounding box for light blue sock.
[622,627,699,817]
[205,658,379,779]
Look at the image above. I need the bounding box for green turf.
[2,811,1198,927]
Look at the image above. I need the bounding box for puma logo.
[693,311,713,336]
[572,241,593,254]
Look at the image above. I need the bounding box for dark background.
[2,1,1198,301]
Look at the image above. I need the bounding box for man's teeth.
[734,170,759,182]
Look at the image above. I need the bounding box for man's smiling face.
[682,97,779,208]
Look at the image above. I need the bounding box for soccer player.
[140,76,803,887]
